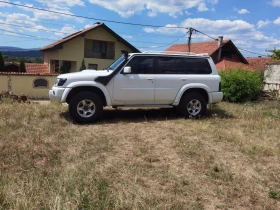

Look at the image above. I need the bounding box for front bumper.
[49,86,66,102]
[211,92,223,103]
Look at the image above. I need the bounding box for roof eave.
[40,23,140,53]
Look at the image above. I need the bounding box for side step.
[112,104,174,109]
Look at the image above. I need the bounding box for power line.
[0,37,46,43]
[194,29,218,41]
[0,22,187,41]
[0,1,187,29]
[0,29,56,41]
[237,47,267,57]
[0,23,71,35]
[140,33,187,49]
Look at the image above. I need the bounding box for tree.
[79,59,86,71]
[268,48,280,61]
[19,60,26,73]
[0,51,5,72]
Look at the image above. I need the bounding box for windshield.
[107,55,126,70]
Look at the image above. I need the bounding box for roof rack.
[141,51,208,56]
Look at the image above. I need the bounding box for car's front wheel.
[69,91,103,123]
[179,92,207,118]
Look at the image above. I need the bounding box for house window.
[84,39,115,59]
[88,64,98,70]
[33,78,48,88]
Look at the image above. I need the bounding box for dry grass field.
[0,101,280,210]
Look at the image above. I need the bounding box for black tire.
[69,91,103,123]
[179,92,207,118]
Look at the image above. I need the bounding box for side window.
[125,56,153,74]
[175,58,186,74]
[157,57,176,74]
[184,58,212,74]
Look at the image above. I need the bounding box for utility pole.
[188,27,194,52]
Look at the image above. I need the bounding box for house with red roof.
[166,39,276,71]
[41,22,139,73]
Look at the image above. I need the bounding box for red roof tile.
[215,57,252,71]
[165,40,230,55]
[246,57,278,70]
[215,57,277,71]
[25,63,49,74]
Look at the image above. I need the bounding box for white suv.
[49,51,223,123]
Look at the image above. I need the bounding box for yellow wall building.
[0,74,57,99]
[41,23,139,73]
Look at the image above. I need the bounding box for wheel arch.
[62,83,112,106]
[173,84,212,105]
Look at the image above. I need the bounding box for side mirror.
[123,66,131,74]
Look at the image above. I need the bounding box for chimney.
[217,36,223,61]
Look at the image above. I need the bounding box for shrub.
[219,68,263,103]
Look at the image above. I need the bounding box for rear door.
[155,56,188,104]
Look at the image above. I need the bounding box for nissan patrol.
[49,51,223,123]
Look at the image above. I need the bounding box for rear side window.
[184,58,212,74]
[125,56,153,74]
[157,57,176,74]
[157,56,212,74]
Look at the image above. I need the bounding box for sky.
[0,0,280,57]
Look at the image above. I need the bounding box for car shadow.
[59,106,234,125]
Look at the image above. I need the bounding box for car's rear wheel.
[69,91,103,123]
[179,92,207,118]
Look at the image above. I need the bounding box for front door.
[113,56,155,104]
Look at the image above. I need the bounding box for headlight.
[55,78,67,87]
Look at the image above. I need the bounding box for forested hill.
[0,46,42,58]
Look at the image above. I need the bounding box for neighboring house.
[4,62,49,74]
[41,22,140,73]
[166,39,275,70]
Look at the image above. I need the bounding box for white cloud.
[143,28,156,33]
[84,24,93,29]
[181,18,280,50]
[88,0,218,18]
[36,0,84,9]
[257,20,271,28]
[269,0,280,7]
[15,2,83,23]
[197,3,209,12]
[148,11,157,17]
[234,8,250,14]
[273,17,280,25]
[143,18,280,52]
[55,25,76,36]
[3,13,37,26]
[0,0,11,7]
[122,35,133,39]
[144,24,179,34]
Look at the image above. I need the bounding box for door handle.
[146,78,154,80]
[181,78,187,81]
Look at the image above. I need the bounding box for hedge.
[219,68,263,103]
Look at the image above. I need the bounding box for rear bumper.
[211,92,223,103]
[49,87,66,102]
